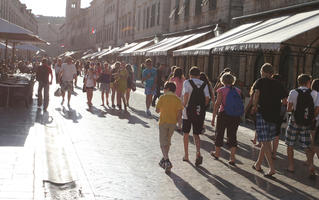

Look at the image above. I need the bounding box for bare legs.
[183,133,201,161]
[126,88,131,107]
[86,89,93,107]
[254,141,275,175]
[101,91,109,106]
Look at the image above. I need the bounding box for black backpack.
[293,89,315,126]
[186,80,206,120]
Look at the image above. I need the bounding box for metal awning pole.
[11,42,16,65]
[4,40,8,66]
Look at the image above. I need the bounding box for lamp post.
[154,35,159,44]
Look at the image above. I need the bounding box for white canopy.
[145,31,211,56]
[174,9,319,56]
[0,42,12,49]
[98,47,120,59]
[120,40,153,56]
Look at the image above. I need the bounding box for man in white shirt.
[286,74,318,176]
[59,56,77,107]
[182,66,210,167]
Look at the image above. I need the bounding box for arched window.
[279,46,295,89]
[312,49,319,79]
[254,52,264,81]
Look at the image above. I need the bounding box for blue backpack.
[224,87,244,117]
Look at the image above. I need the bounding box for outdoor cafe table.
[0,74,33,107]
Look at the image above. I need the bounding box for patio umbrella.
[0,18,47,65]
[0,18,46,43]
[16,44,45,52]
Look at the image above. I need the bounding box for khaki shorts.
[159,123,176,147]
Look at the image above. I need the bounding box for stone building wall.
[0,0,38,34]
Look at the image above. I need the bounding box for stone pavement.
[0,78,319,200]
[0,104,44,199]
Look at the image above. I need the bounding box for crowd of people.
[34,56,319,177]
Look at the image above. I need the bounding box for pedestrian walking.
[271,74,288,160]
[200,72,215,134]
[169,67,185,131]
[310,79,319,167]
[285,74,317,176]
[59,56,77,107]
[142,58,157,116]
[36,58,53,112]
[54,58,62,84]
[126,64,135,107]
[111,62,120,108]
[251,63,287,178]
[152,64,165,107]
[156,81,183,174]
[116,62,128,111]
[74,60,80,87]
[182,66,210,166]
[210,73,244,165]
[246,81,261,147]
[99,62,111,106]
[84,68,96,108]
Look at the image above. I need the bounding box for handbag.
[54,88,62,97]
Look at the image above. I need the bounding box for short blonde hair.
[220,72,236,86]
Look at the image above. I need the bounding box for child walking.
[156,82,183,174]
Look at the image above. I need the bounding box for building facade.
[63,0,172,51]
[37,16,65,56]
[0,0,38,34]
[169,0,243,33]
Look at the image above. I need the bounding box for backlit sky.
[20,0,92,17]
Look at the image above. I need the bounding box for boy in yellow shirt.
[156,82,183,174]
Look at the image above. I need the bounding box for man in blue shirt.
[142,58,157,116]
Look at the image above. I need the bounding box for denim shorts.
[145,87,156,95]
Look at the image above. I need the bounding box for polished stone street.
[0,79,319,200]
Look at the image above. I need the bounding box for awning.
[81,51,98,59]
[174,9,319,56]
[0,42,12,49]
[91,49,109,59]
[133,31,211,56]
[120,40,153,56]
[145,31,211,56]
[113,42,138,54]
[98,47,120,59]
[0,18,47,44]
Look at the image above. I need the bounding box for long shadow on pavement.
[0,103,36,146]
[55,106,82,123]
[228,162,319,200]
[192,164,258,200]
[106,107,150,128]
[176,130,319,189]
[35,109,54,125]
[168,172,209,200]
[86,106,107,118]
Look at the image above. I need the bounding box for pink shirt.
[217,86,241,112]
[170,77,185,97]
